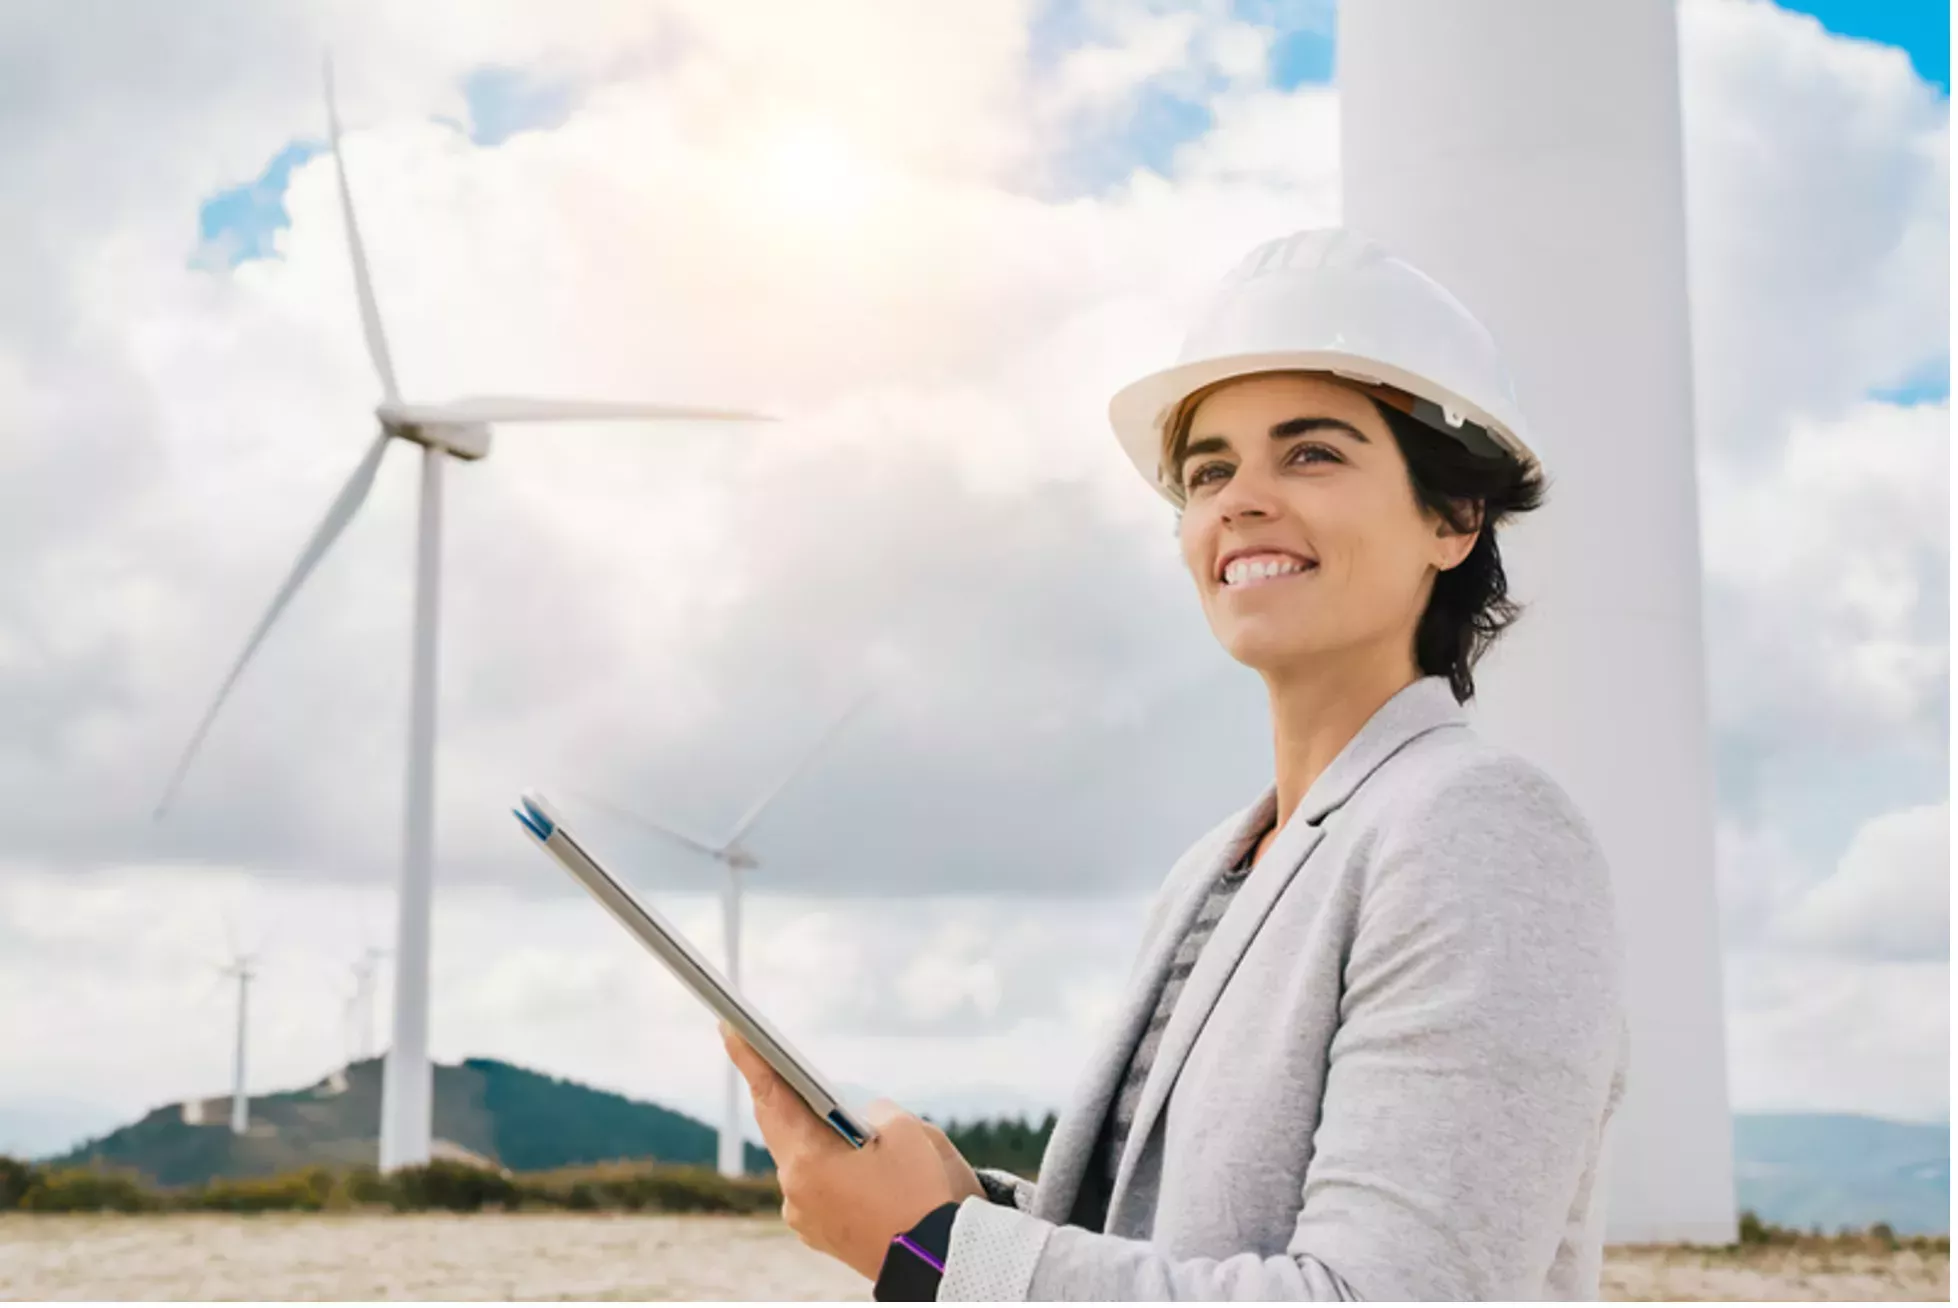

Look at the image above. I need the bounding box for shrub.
[1734,1210,1805,1246]
[599,1167,776,1215]
[340,1165,392,1207]
[189,1167,337,1213]
[0,1156,38,1210]
[385,1160,519,1212]
[513,1161,780,1215]
[18,1167,158,1213]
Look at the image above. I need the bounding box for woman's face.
[1173,372,1475,678]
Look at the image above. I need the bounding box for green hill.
[48,1061,1947,1237]
[52,1058,769,1188]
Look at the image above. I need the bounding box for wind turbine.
[584,691,872,1177]
[153,57,776,1172]
[218,949,258,1135]
[345,944,389,1064]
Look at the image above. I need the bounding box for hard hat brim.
[1108,349,1538,502]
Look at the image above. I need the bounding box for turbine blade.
[575,790,727,861]
[724,689,874,848]
[406,397,777,426]
[154,432,392,820]
[325,56,401,402]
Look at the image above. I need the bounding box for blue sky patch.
[1026,0,1334,197]
[1868,356,1951,406]
[1268,27,1336,88]
[1776,0,1948,92]
[1053,86,1215,195]
[461,66,580,146]
[1026,0,1093,78]
[195,140,323,267]
[194,62,581,269]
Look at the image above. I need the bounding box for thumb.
[920,1119,961,1165]
[721,1023,770,1097]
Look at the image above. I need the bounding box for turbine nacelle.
[377,404,491,460]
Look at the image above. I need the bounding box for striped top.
[1069,832,1264,1231]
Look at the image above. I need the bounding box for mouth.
[1217,549,1318,589]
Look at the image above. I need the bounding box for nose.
[1214,466,1276,524]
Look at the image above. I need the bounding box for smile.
[1220,553,1317,588]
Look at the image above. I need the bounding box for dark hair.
[1366,398,1545,703]
[1157,375,1546,704]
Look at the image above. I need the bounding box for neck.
[1262,647,1422,832]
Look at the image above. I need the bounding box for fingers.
[721,1024,772,1097]
[722,1023,826,1152]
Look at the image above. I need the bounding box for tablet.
[513,791,876,1150]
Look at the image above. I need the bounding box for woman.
[723,227,1630,1301]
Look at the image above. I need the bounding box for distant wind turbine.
[583,690,873,1177]
[218,947,258,1135]
[343,944,389,1065]
[153,56,776,1172]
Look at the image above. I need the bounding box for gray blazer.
[939,677,1630,1300]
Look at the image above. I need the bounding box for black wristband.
[872,1200,961,1301]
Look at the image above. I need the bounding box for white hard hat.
[1109,227,1537,501]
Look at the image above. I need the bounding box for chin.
[1217,619,1329,674]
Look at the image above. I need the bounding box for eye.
[1185,459,1232,491]
[1287,441,1342,466]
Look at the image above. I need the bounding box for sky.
[0,0,1947,1157]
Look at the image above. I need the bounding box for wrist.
[872,1200,961,1301]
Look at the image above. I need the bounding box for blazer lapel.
[1107,815,1323,1212]
[1106,676,1470,1214]
[1030,802,1269,1226]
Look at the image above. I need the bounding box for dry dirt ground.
[0,1213,1947,1301]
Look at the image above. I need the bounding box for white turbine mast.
[350,944,389,1063]
[153,55,776,1173]
[582,690,872,1178]
[217,924,259,1136]
[340,942,389,1067]
[1339,0,1736,1241]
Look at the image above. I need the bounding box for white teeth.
[1223,555,1308,586]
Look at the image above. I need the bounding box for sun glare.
[757,118,876,224]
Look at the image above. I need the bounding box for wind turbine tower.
[352,946,387,1062]
[154,60,776,1172]
[587,692,871,1177]
[1339,0,1736,1241]
[342,945,388,1065]
[220,953,257,1135]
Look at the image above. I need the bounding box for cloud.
[1715,818,1813,948]
[1701,399,1949,774]
[1773,802,1950,962]
[1722,949,1949,1123]
[1680,0,1949,457]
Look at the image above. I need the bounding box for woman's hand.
[722,1024,982,1279]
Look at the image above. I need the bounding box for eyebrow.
[1178,416,1370,476]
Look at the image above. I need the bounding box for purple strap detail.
[894,1233,946,1274]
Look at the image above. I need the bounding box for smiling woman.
[729,226,1630,1302]
[1164,371,1543,703]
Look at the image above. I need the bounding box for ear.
[1433,500,1484,572]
